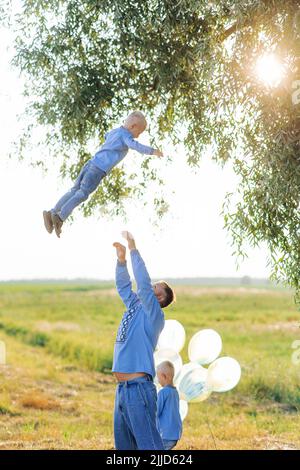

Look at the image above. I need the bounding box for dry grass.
[172,286,291,297]
[250,321,300,333]
[20,392,61,411]
[35,321,81,333]
[0,283,299,450]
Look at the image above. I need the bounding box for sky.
[0,14,270,282]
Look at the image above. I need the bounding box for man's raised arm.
[121,233,162,320]
[113,242,138,310]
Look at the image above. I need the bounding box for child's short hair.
[159,281,176,308]
[125,111,147,127]
[157,360,175,379]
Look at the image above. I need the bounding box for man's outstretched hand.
[121,231,137,251]
[113,233,136,261]
[113,242,126,263]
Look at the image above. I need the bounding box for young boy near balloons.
[112,231,175,450]
[156,361,182,450]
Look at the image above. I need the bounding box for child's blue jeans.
[52,160,106,221]
[163,439,178,450]
[114,375,164,450]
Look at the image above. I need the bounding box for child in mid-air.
[43,111,163,237]
[156,361,182,450]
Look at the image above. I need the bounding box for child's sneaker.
[43,210,54,234]
[51,213,63,238]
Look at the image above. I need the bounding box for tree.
[6,0,300,297]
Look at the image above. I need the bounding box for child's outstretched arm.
[113,242,138,310]
[123,134,164,157]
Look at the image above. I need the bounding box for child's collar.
[121,125,134,137]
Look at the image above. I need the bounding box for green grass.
[0,282,299,449]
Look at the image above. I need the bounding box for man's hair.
[157,360,175,379]
[159,281,176,308]
[124,111,147,127]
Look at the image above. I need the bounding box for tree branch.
[219,0,278,42]
[221,22,239,41]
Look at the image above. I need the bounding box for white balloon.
[179,400,188,421]
[191,389,212,402]
[188,329,222,365]
[154,348,183,381]
[174,362,198,387]
[207,356,241,392]
[157,320,186,353]
[175,362,209,402]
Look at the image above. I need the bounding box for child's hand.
[153,149,164,157]
[113,242,126,263]
[121,231,136,251]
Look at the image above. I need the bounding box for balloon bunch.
[154,320,241,421]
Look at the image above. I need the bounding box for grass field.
[0,282,299,450]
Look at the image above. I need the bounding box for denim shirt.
[91,126,154,173]
[112,249,165,379]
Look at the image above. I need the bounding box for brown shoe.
[51,213,63,238]
[43,210,54,234]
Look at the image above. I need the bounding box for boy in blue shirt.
[112,232,175,450]
[43,111,163,237]
[156,361,182,450]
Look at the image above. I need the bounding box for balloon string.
[204,410,218,450]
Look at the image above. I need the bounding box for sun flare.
[255,53,285,87]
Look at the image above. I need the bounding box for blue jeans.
[163,439,178,450]
[114,375,164,450]
[52,161,106,221]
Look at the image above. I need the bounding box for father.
[112,232,175,450]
